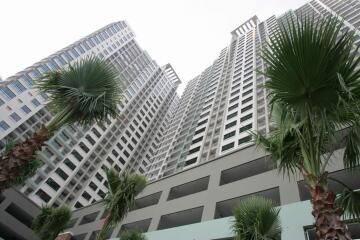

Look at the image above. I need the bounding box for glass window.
[0,120,10,131]
[35,189,51,203]
[55,168,69,180]
[0,87,16,100]
[222,142,235,151]
[9,112,21,122]
[31,98,41,107]
[46,178,60,191]
[64,159,76,170]
[82,191,91,201]
[9,81,26,93]
[20,75,33,87]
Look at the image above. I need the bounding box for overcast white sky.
[0,0,307,94]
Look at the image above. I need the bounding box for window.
[240,124,252,133]
[188,146,200,154]
[9,112,21,122]
[242,89,253,97]
[185,157,197,166]
[238,136,252,144]
[230,96,239,103]
[112,149,119,157]
[31,98,41,107]
[0,87,16,100]
[119,157,126,165]
[228,104,238,111]
[194,127,206,135]
[197,119,208,126]
[225,121,237,129]
[21,105,31,114]
[55,168,69,180]
[64,159,76,170]
[95,173,103,182]
[20,75,33,87]
[98,190,106,198]
[224,131,236,140]
[89,181,98,191]
[192,136,203,144]
[74,202,83,209]
[227,112,238,120]
[9,81,26,93]
[241,104,252,113]
[86,135,96,145]
[72,150,83,161]
[222,142,234,151]
[240,113,252,122]
[242,96,253,104]
[0,121,10,131]
[35,189,51,203]
[92,128,101,138]
[106,157,114,165]
[82,191,91,201]
[79,142,89,153]
[46,178,60,191]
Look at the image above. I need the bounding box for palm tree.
[32,206,71,240]
[232,196,281,240]
[0,57,121,191]
[97,169,147,240]
[253,16,360,239]
[119,230,147,240]
[3,140,42,186]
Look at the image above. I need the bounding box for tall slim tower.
[147,0,360,181]
[0,21,181,208]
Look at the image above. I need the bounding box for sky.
[0,0,307,94]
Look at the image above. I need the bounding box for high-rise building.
[147,0,360,181]
[0,21,181,208]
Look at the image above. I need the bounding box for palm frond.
[252,104,303,177]
[343,123,360,169]
[98,170,147,240]
[36,56,122,130]
[119,230,147,240]
[232,196,281,240]
[32,206,71,240]
[11,158,42,185]
[3,139,16,154]
[335,189,360,221]
[263,16,358,116]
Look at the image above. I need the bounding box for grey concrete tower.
[0,21,181,208]
[147,0,360,181]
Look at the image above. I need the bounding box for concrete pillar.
[55,232,73,240]
[147,187,170,231]
[202,170,221,221]
[279,180,300,205]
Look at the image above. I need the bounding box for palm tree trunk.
[309,185,352,240]
[0,126,50,191]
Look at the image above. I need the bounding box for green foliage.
[254,15,360,183]
[262,16,360,117]
[36,56,122,130]
[4,139,16,154]
[32,206,71,240]
[97,169,147,240]
[232,196,281,240]
[120,230,147,240]
[11,158,42,185]
[336,189,360,221]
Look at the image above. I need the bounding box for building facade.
[0,21,180,209]
[147,0,360,181]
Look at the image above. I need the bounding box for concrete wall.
[65,145,346,240]
[0,188,40,240]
